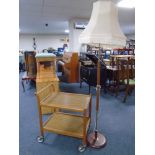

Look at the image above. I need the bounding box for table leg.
[37,95,44,138]
[89,96,92,123]
[83,110,87,146]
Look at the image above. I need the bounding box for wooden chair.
[123,57,135,102]
[115,57,135,102]
[115,58,127,97]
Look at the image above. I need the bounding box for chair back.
[116,57,135,83]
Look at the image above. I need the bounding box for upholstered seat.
[115,56,135,102]
[124,79,135,85]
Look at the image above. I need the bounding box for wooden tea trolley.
[36,83,92,152]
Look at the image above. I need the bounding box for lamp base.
[87,131,107,149]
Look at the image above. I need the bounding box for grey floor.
[19,72,135,155]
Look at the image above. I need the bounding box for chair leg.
[22,80,25,92]
[104,85,107,94]
[128,87,133,96]
[115,82,119,97]
[123,86,129,103]
[89,85,91,94]
[80,81,82,88]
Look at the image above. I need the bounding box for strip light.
[65,29,69,33]
[117,0,135,8]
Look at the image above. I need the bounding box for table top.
[40,92,91,112]
[56,56,63,60]
[110,55,135,58]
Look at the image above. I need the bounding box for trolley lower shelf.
[43,112,90,138]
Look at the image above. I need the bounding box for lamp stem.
[87,43,107,148]
[95,85,101,131]
[95,43,101,130]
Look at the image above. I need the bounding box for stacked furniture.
[35,53,59,114]
[111,48,135,55]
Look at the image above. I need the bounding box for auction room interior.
[19,0,135,154]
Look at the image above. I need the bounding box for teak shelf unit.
[36,83,92,151]
[43,112,90,138]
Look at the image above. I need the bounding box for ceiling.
[19,0,135,35]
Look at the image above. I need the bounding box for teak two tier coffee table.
[36,83,92,152]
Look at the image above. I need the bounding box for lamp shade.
[79,0,126,49]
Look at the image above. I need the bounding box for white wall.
[19,34,69,52]
[19,33,135,53]
[126,33,135,40]
[69,19,87,52]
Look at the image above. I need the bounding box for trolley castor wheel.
[37,136,44,143]
[78,144,86,152]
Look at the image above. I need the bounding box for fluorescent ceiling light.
[117,0,135,8]
[65,29,69,33]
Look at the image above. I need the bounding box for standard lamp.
[79,0,126,149]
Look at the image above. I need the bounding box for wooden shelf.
[43,112,90,138]
[40,92,91,112]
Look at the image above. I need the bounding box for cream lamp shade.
[79,0,127,49]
